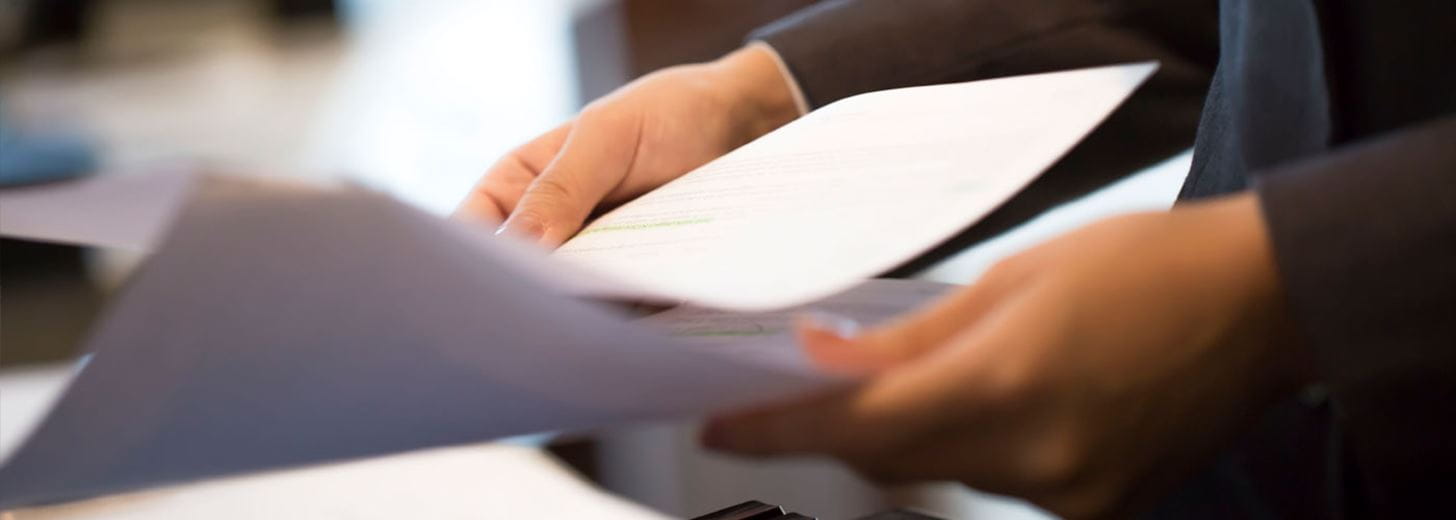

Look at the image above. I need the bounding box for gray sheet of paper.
[0,177,859,508]
[0,170,196,251]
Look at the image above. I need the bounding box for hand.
[702,192,1310,519]
[456,44,801,246]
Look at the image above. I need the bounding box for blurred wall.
[572,0,818,105]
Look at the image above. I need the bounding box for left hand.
[702,192,1309,519]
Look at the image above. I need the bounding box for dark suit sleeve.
[749,0,1221,273]
[1255,115,1456,514]
[750,0,1217,109]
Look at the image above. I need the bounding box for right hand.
[457,44,802,247]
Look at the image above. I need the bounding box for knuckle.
[512,206,547,222]
[497,150,538,178]
[526,175,576,204]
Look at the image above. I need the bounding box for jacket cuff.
[744,41,810,117]
[746,0,1060,108]
[1254,116,1456,513]
[746,0,1217,109]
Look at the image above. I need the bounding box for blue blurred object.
[0,110,97,186]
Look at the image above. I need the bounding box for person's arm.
[752,0,1217,110]
[753,0,1221,272]
[703,188,1302,519]
[1255,115,1456,516]
[701,116,1456,517]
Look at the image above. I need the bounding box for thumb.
[498,112,641,246]
[799,267,1024,374]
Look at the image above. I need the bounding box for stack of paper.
[0,63,1155,508]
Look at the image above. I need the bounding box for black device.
[691,500,947,520]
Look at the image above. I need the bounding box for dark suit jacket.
[751,1,1456,517]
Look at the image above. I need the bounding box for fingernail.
[496,215,545,241]
[797,312,876,374]
[798,311,861,340]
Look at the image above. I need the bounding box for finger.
[455,155,523,223]
[499,111,642,246]
[708,291,1047,481]
[455,124,570,224]
[796,265,1024,374]
[853,291,1070,490]
[793,313,870,375]
[839,433,984,486]
[703,371,966,459]
[703,331,998,459]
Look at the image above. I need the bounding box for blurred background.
[0,0,837,209]
[1,1,1189,518]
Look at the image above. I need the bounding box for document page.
[555,63,1157,310]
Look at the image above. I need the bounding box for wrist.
[710,44,804,142]
[1203,192,1315,395]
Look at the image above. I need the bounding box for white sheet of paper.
[555,63,1156,310]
